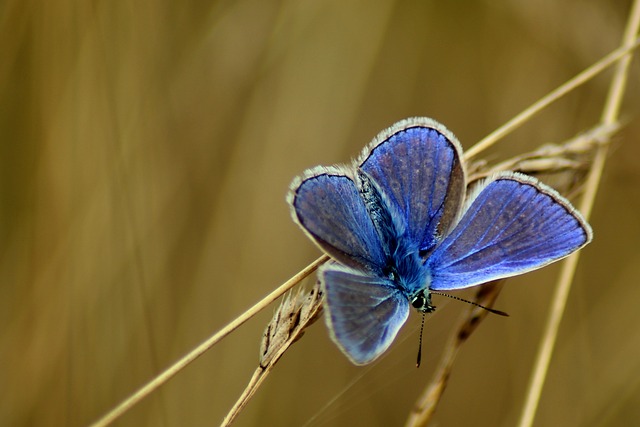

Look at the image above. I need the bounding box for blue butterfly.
[288,117,593,365]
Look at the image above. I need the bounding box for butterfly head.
[410,289,435,314]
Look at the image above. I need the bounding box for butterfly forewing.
[359,118,466,254]
[428,172,593,291]
[289,169,387,273]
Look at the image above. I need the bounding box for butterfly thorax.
[384,245,436,314]
[359,169,437,314]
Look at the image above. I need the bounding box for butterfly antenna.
[431,291,509,316]
[416,313,426,368]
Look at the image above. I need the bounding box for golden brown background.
[1,0,640,426]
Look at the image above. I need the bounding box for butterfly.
[288,117,593,365]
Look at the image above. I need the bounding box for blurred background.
[1,0,639,426]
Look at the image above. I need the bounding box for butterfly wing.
[321,263,410,365]
[289,167,387,273]
[427,172,592,291]
[358,118,466,254]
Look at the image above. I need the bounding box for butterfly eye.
[411,291,435,313]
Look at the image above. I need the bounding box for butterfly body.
[289,118,592,365]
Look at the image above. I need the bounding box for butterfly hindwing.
[321,263,410,365]
[358,118,466,254]
[428,172,593,291]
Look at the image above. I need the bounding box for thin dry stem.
[471,122,621,199]
[517,1,640,426]
[89,254,328,427]
[222,283,324,426]
[464,36,640,160]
